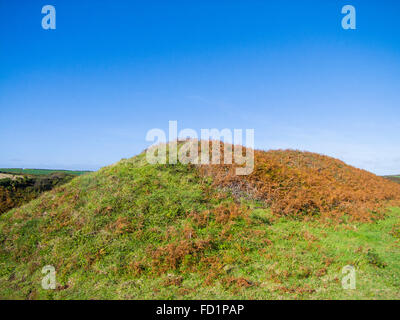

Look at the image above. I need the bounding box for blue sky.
[0,0,399,174]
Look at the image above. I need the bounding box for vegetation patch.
[198,142,400,221]
[0,173,76,215]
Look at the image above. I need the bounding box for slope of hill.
[1,145,400,299]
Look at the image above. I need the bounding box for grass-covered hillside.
[1,146,400,300]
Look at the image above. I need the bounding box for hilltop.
[1,144,400,299]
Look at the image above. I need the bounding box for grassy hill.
[1,145,400,299]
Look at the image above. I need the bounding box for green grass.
[0,168,91,176]
[0,153,400,299]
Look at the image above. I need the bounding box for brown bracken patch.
[196,141,400,221]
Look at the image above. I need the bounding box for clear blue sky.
[1,0,399,174]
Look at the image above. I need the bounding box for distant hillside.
[0,169,89,215]
[0,168,91,176]
[383,175,400,184]
[0,173,23,181]
[1,143,400,299]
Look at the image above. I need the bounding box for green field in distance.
[0,168,91,176]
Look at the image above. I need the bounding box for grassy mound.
[1,147,400,299]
